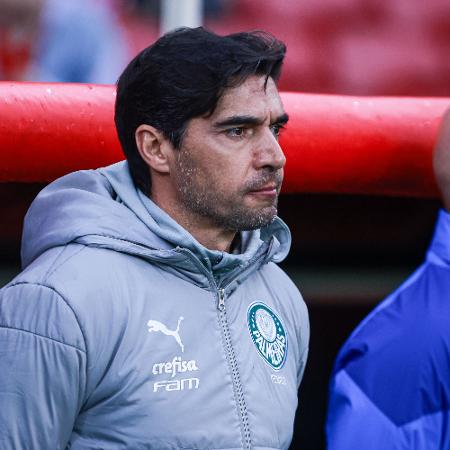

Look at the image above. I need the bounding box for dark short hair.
[114,27,286,193]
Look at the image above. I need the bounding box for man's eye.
[270,124,285,138]
[226,127,245,138]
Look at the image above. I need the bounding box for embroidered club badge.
[247,302,287,370]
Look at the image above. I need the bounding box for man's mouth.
[247,182,280,200]
[250,183,278,193]
[245,171,283,199]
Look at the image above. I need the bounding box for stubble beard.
[174,153,282,232]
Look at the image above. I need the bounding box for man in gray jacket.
[0,28,309,449]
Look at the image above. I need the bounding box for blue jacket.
[327,210,450,449]
[0,162,309,450]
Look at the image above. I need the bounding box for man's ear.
[135,124,172,174]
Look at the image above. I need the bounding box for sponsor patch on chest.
[147,317,200,393]
[247,302,287,370]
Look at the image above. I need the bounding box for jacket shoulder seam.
[341,369,397,426]
[344,367,450,428]
[4,281,88,355]
[0,324,86,353]
[42,244,88,281]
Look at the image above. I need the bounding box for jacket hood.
[22,161,291,285]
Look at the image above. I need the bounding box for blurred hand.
[433,109,450,211]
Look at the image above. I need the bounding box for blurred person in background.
[327,110,450,449]
[0,0,128,82]
[123,0,226,18]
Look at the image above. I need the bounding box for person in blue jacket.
[327,109,450,449]
[0,28,309,449]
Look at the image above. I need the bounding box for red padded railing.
[0,82,448,197]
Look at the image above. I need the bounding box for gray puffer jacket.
[0,161,309,450]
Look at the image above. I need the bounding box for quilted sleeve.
[0,283,87,449]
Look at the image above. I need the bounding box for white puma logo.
[147,317,185,353]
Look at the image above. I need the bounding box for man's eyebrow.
[213,115,264,128]
[213,112,289,129]
[273,113,289,125]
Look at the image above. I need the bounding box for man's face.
[169,75,287,232]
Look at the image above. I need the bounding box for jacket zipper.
[217,288,252,450]
[175,247,269,449]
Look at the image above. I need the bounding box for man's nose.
[255,129,286,170]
